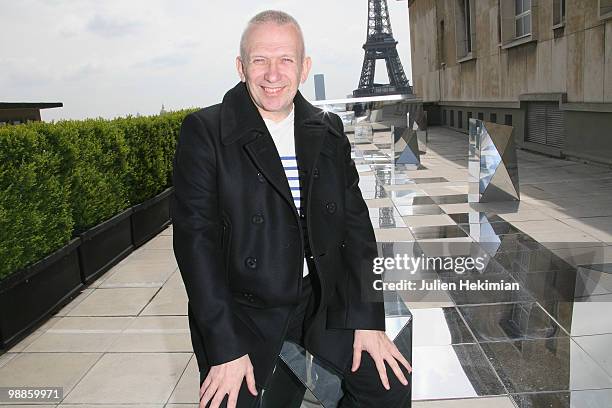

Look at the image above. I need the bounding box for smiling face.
[236,22,312,122]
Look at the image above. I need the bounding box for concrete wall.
[407,0,612,165]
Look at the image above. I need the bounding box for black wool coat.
[171,81,385,390]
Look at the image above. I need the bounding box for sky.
[0,0,412,121]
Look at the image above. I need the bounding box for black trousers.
[200,271,411,407]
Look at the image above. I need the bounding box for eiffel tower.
[353,0,412,97]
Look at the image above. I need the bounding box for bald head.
[239,10,305,62]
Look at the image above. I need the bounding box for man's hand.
[200,354,257,408]
[351,329,412,390]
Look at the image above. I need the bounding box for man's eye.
[282,58,294,63]
[252,58,265,64]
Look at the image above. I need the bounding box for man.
[171,10,412,408]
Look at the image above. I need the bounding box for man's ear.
[300,56,312,84]
[236,56,246,82]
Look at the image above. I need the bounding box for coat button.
[313,168,320,179]
[252,214,264,224]
[256,172,265,183]
[245,257,257,269]
[326,201,337,214]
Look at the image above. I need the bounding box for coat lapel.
[243,133,296,211]
[220,81,334,214]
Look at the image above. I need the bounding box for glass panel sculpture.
[468,119,520,203]
[354,123,374,144]
[393,126,420,165]
[407,104,427,154]
[261,311,412,407]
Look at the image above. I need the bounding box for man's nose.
[264,60,280,82]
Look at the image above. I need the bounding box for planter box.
[131,187,173,247]
[78,208,133,284]
[0,238,83,350]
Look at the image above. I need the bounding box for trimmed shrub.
[114,109,195,205]
[0,108,193,281]
[34,119,130,233]
[0,125,73,280]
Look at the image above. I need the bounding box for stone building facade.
[405,0,612,165]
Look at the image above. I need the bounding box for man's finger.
[385,354,408,386]
[246,369,258,396]
[200,381,218,408]
[209,388,227,408]
[373,356,390,390]
[200,375,212,400]
[351,347,362,372]
[227,389,238,408]
[391,347,412,373]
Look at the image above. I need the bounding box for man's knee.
[341,352,411,407]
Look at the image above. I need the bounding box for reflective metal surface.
[353,123,373,144]
[271,303,413,407]
[261,99,612,407]
[393,126,420,165]
[469,119,520,202]
[407,104,427,154]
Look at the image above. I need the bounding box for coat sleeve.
[332,113,386,331]
[171,112,260,366]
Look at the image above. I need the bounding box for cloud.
[86,14,144,37]
[133,53,192,69]
[0,58,57,89]
[63,63,105,81]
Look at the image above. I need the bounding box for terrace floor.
[2,126,612,408]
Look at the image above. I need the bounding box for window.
[455,0,475,59]
[553,0,566,27]
[600,0,612,19]
[443,110,447,125]
[478,112,484,120]
[458,110,463,129]
[490,113,497,123]
[515,0,532,38]
[500,0,534,44]
[439,20,446,66]
[450,110,455,127]
[505,114,513,126]
[497,0,502,44]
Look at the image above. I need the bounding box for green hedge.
[0,108,196,280]
[33,119,130,232]
[0,126,73,278]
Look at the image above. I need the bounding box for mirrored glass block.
[369,108,384,122]
[393,126,420,165]
[354,123,374,144]
[269,304,413,407]
[468,119,520,203]
[407,104,427,154]
[338,110,355,127]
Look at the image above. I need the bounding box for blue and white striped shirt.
[263,105,309,277]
